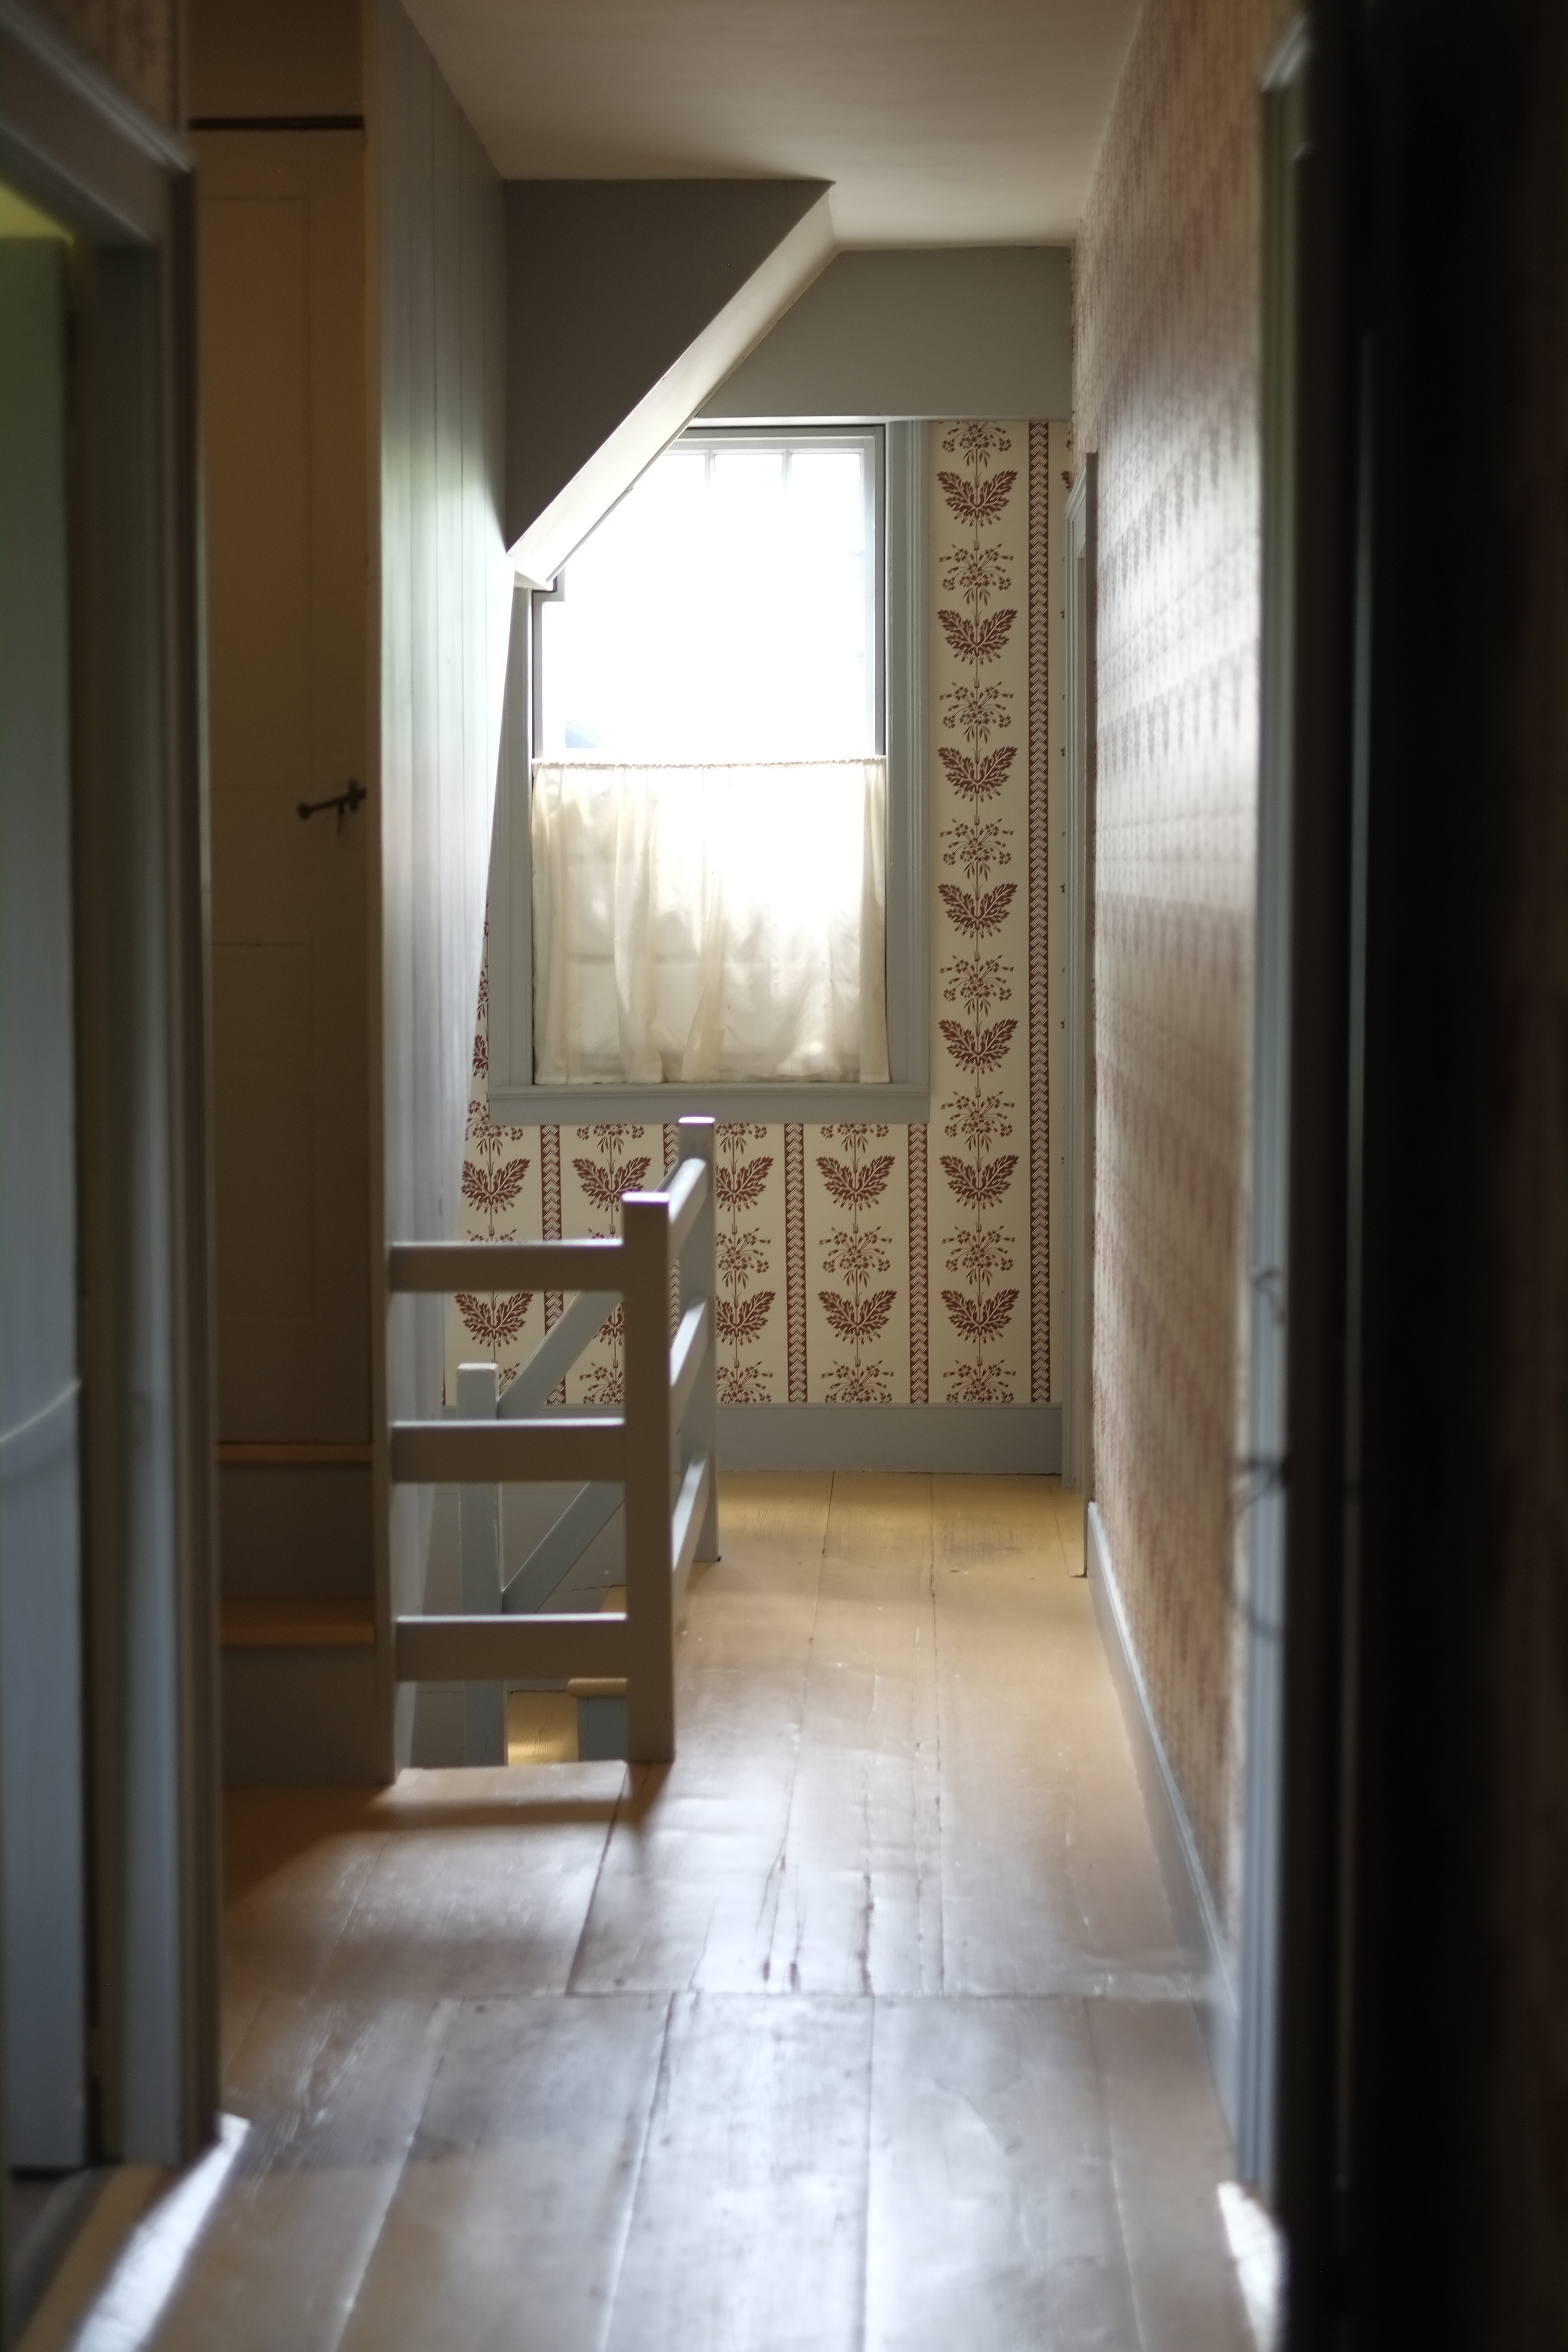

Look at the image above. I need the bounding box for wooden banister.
[385,1117,719,1766]
[390,1417,625,1485]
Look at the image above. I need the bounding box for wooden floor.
[72,1476,1252,2350]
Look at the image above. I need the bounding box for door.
[0,202,88,2167]
[194,128,378,1780]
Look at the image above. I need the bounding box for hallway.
[73,1476,1248,2349]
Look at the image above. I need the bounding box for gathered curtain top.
[530,757,889,1087]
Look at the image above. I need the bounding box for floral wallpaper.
[445,421,1069,1409]
[933,423,1029,1401]
[1076,0,1297,1949]
[36,0,178,122]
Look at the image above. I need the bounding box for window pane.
[538,435,877,762]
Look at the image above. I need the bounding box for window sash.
[489,419,928,1124]
[534,426,884,768]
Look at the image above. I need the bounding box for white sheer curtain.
[532,759,888,1085]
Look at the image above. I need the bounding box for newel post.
[677,1115,719,1563]
[620,1192,674,1761]
[456,1359,504,1763]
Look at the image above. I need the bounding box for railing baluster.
[456,1360,505,1764]
[620,1192,674,1762]
[677,1116,720,1564]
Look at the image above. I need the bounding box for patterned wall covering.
[1076,0,1296,1948]
[448,422,1068,1409]
[36,0,178,122]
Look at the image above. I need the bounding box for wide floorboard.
[37,1475,1253,2352]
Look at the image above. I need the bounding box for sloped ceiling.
[403,0,1142,245]
[700,247,1074,422]
[507,180,835,581]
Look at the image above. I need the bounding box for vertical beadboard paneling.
[374,0,511,1720]
[374,0,420,1731]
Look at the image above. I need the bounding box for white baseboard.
[717,1402,1061,1473]
[1086,1500,1240,2139]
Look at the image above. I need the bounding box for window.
[486,421,928,1123]
[535,431,880,765]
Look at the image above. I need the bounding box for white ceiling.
[403,0,1143,245]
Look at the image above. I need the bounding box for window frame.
[486,416,929,1125]
[531,423,885,765]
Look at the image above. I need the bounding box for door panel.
[0,235,88,2167]
[197,134,371,1452]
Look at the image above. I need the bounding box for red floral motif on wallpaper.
[455,1008,532,1381]
[937,469,1018,524]
[941,541,1014,609]
[937,610,1019,666]
[1026,418,1054,1406]
[571,1152,652,1216]
[461,1151,528,1219]
[568,1125,652,1402]
[715,1123,777,1402]
[452,1288,532,1355]
[817,1122,894,1402]
[938,1017,1018,1073]
[472,957,490,1078]
[938,745,1017,797]
[935,425,1023,1403]
[940,1288,1020,1345]
[937,882,1017,936]
[939,1154,1019,1208]
[940,681,1014,745]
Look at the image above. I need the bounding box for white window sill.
[487,1079,931,1127]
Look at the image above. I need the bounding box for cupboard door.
[0,233,88,2168]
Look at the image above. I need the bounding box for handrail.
[384,1114,718,1766]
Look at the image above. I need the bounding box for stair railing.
[386,1115,718,1764]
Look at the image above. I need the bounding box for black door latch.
[297,778,367,831]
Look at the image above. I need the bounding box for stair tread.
[221,1598,377,1649]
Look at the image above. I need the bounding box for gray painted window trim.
[487,418,929,1125]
